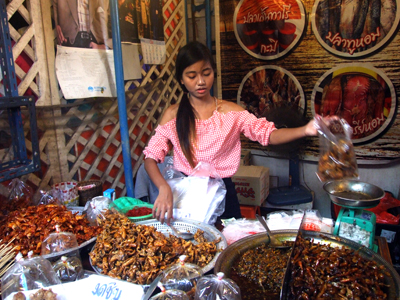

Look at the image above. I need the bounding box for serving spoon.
[168,224,194,240]
[256,214,291,249]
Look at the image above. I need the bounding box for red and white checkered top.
[143,110,276,178]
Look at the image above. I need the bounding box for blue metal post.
[205,0,211,50]
[185,0,189,43]
[109,0,135,197]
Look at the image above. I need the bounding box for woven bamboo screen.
[0,0,186,199]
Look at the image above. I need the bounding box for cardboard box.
[233,165,269,206]
[240,149,251,166]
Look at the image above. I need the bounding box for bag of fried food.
[160,255,202,298]
[1,252,61,300]
[40,225,80,257]
[315,116,359,182]
[194,272,241,300]
[150,282,189,300]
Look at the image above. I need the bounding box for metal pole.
[109,0,135,197]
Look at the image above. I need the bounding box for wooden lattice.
[0,0,186,200]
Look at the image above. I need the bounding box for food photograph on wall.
[311,64,397,144]
[311,0,400,57]
[233,0,306,60]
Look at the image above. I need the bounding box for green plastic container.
[109,197,153,222]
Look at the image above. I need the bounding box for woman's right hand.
[152,183,174,224]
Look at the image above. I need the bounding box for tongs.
[280,212,306,299]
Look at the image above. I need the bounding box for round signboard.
[311,0,400,58]
[233,0,306,60]
[311,64,397,144]
[238,66,305,118]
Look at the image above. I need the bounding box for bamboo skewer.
[0,237,17,296]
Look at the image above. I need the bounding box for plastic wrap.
[37,190,62,206]
[163,162,226,225]
[150,282,190,300]
[84,196,111,226]
[315,116,359,182]
[53,256,84,282]
[194,272,241,300]
[1,179,34,216]
[221,218,266,245]
[1,253,61,300]
[40,225,80,256]
[161,255,203,295]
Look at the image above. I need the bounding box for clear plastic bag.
[1,253,61,300]
[195,272,241,300]
[40,225,80,256]
[37,190,62,206]
[2,179,34,215]
[84,196,111,226]
[53,255,84,282]
[161,255,203,295]
[150,282,190,300]
[163,162,226,225]
[315,116,359,182]
[221,219,266,245]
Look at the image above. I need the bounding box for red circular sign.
[234,0,306,60]
[311,64,397,144]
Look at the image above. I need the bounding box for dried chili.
[126,206,152,217]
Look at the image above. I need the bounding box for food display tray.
[214,230,400,299]
[90,218,227,286]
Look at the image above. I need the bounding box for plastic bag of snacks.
[315,116,359,182]
[52,255,84,282]
[1,253,61,300]
[150,282,189,300]
[2,179,34,215]
[195,272,241,300]
[161,255,203,296]
[37,190,62,206]
[40,225,80,256]
[84,196,111,226]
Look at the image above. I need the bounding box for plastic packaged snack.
[40,225,80,256]
[37,190,62,206]
[1,253,61,300]
[161,255,203,295]
[84,196,111,226]
[315,116,359,182]
[1,179,34,215]
[195,272,241,300]
[150,282,190,300]
[53,255,84,282]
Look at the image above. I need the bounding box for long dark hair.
[175,41,216,168]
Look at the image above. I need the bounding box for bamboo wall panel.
[217,0,400,162]
[0,0,185,200]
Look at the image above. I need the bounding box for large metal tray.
[90,218,227,288]
[214,230,400,299]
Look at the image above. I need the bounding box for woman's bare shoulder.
[217,99,246,114]
[160,104,179,125]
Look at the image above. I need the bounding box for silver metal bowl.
[323,179,385,207]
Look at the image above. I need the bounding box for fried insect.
[231,244,293,300]
[0,204,102,256]
[90,210,220,285]
[289,234,390,299]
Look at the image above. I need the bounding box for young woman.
[143,41,333,225]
